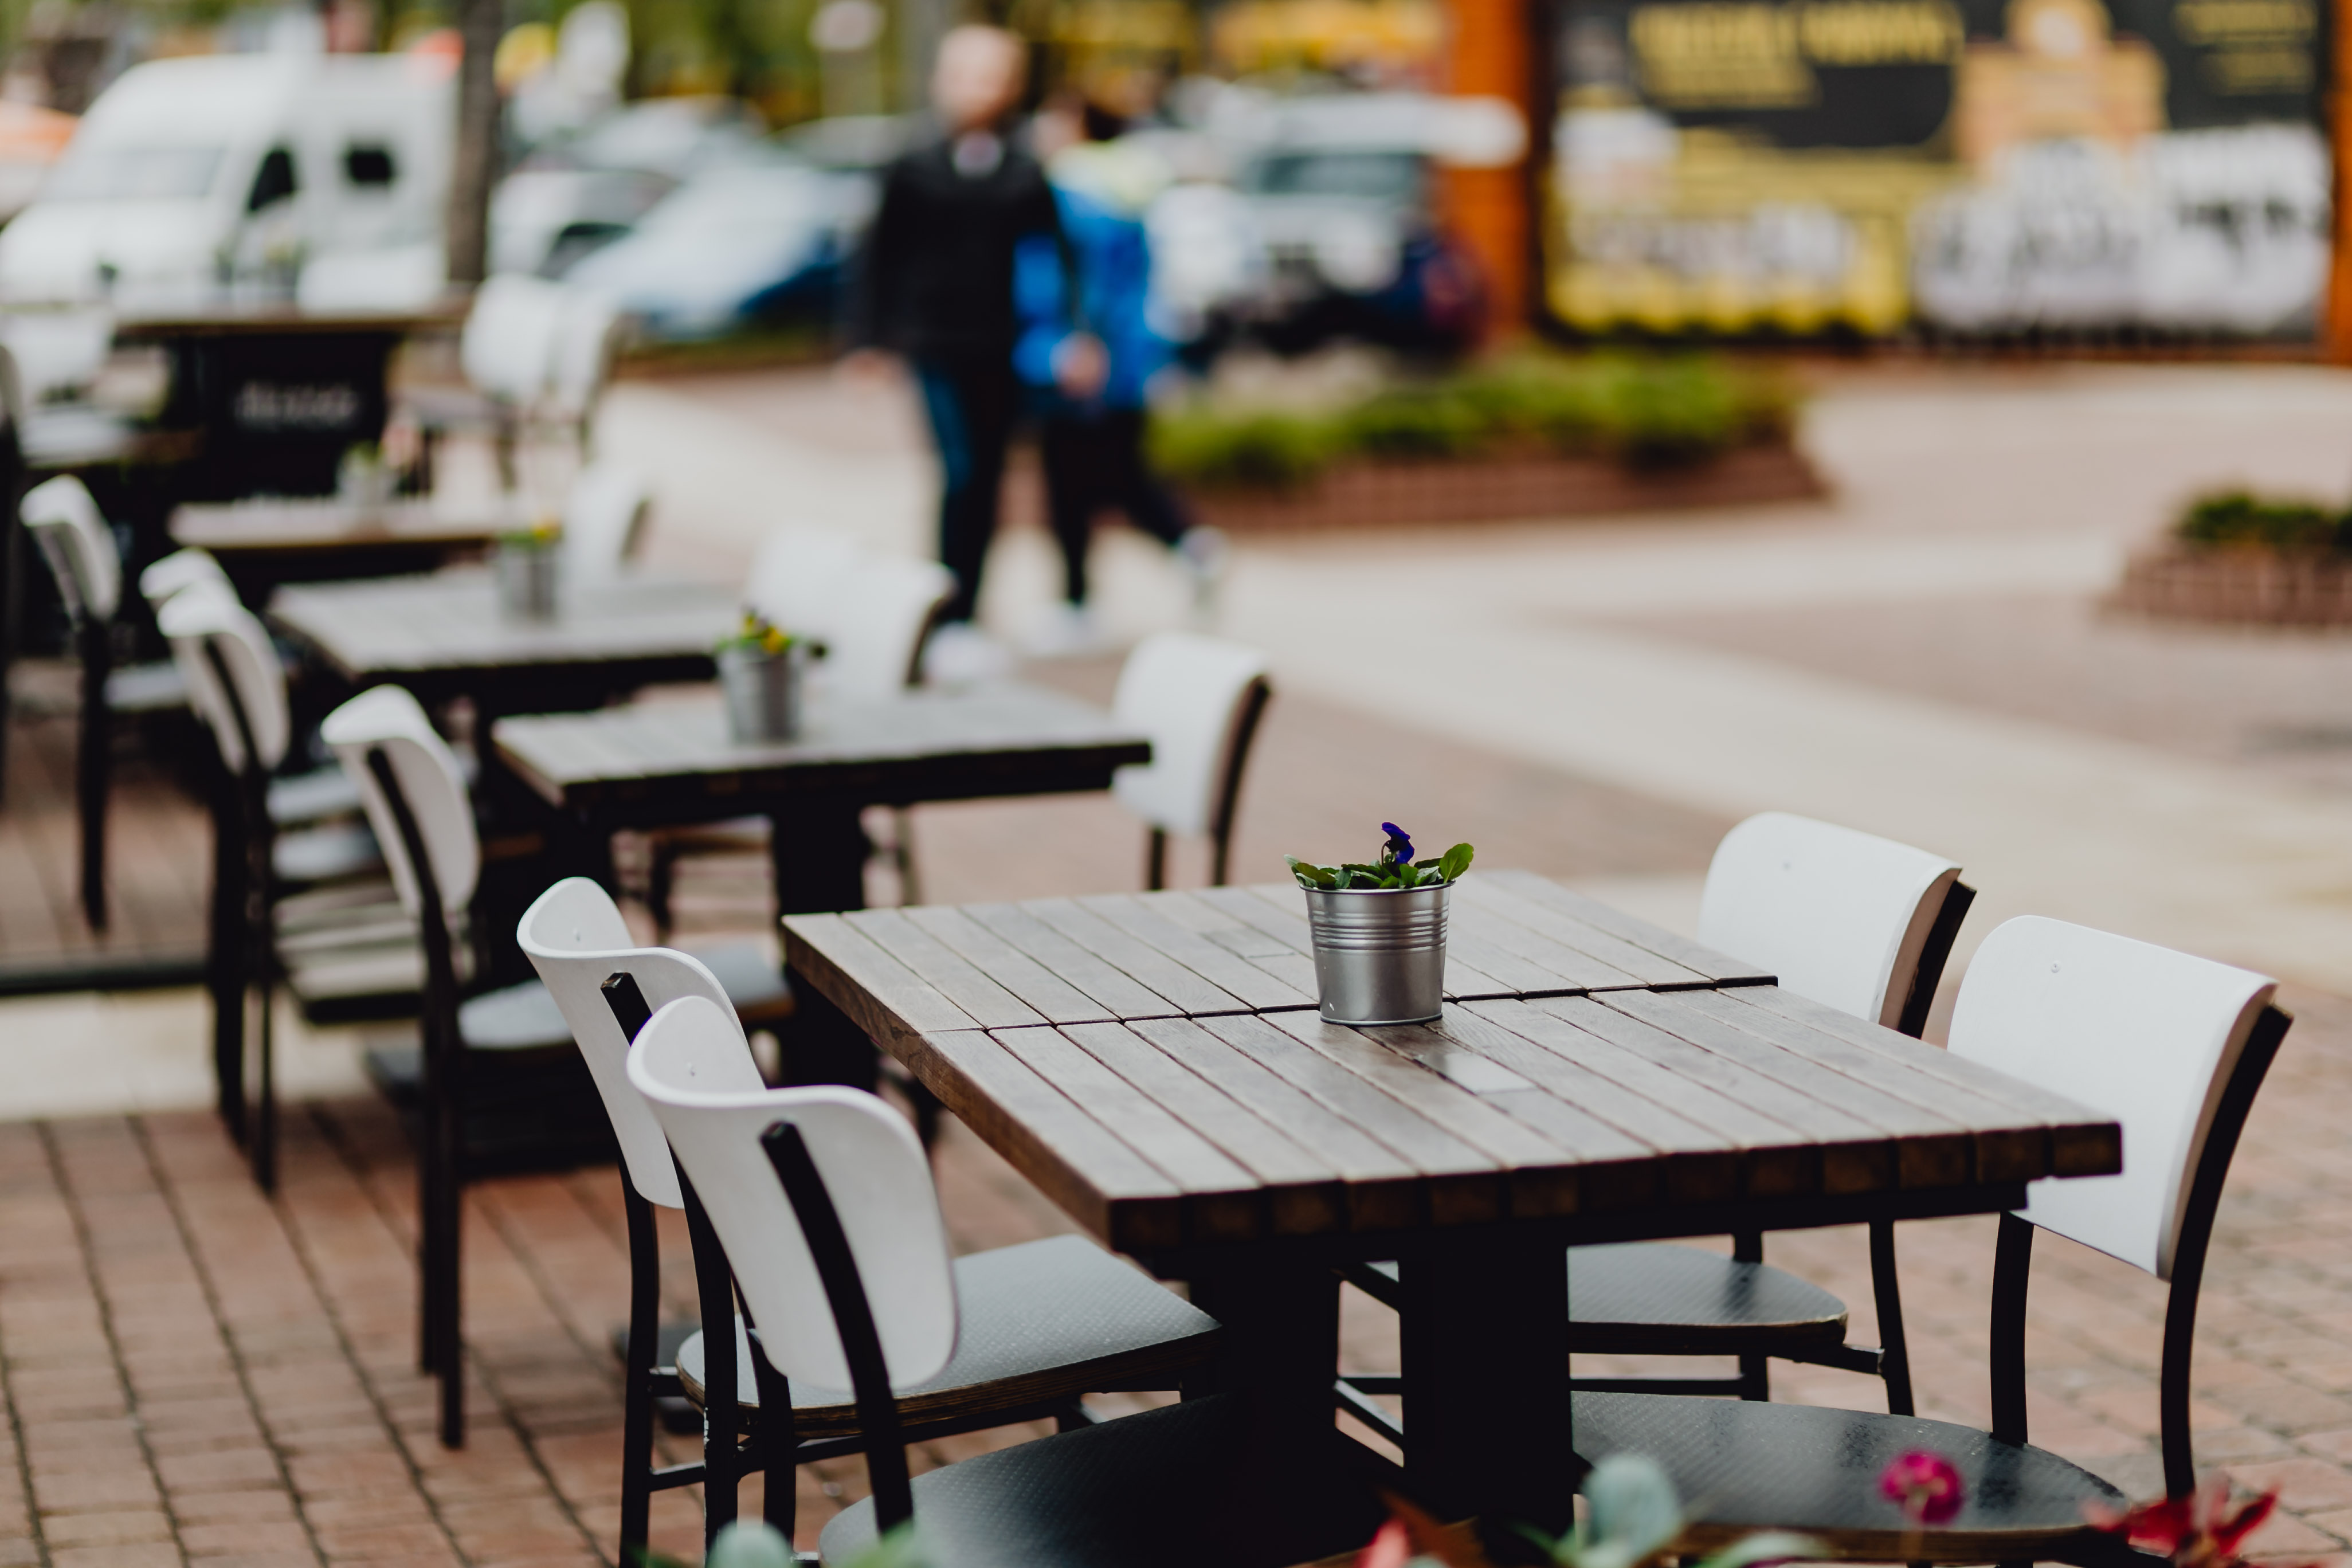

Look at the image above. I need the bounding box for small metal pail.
[495,543,560,620]
[719,642,805,744]
[1302,881,1449,1025]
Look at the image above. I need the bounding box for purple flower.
[1881,1451,1964,1526]
[1381,822,1413,864]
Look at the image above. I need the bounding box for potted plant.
[1288,824,1474,1026]
[716,613,817,744]
[494,519,561,620]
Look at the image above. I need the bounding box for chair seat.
[104,660,189,714]
[1570,1391,2128,1562]
[268,766,366,826]
[818,1394,1386,1568]
[692,940,793,1026]
[676,1234,1220,1440]
[1361,1242,1850,1355]
[273,822,383,887]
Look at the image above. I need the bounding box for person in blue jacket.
[1015,99,1224,654]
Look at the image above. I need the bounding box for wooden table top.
[783,874,2122,1255]
[492,683,1153,817]
[172,496,520,554]
[269,567,735,685]
[114,299,468,340]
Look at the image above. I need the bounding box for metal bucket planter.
[719,642,807,744]
[1302,881,1449,1025]
[496,542,560,620]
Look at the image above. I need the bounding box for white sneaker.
[920,621,1016,687]
[1025,601,1109,659]
[1175,526,1229,615]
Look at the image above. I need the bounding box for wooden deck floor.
[0,662,210,993]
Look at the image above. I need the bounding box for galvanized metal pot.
[495,542,560,620]
[719,643,806,744]
[1302,881,1449,1025]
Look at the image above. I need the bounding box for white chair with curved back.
[21,473,187,930]
[409,274,571,492]
[560,457,653,586]
[545,287,624,457]
[322,689,795,1447]
[1111,631,1272,889]
[1572,916,2289,1562]
[625,990,1236,1560]
[520,876,1222,1559]
[1339,813,1976,1442]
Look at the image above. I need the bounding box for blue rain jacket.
[1014,183,1170,413]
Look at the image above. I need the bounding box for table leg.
[1399,1236,1578,1542]
[770,800,875,1089]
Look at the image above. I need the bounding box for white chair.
[1573,917,2289,1561]
[544,287,624,455]
[410,275,571,492]
[21,473,187,929]
[746,527,860,633]
[1341,814,1974,1435]
[1110,631,1272,889]
[138,546,232,609]
[624,991,1226,1556]
[560,457,652,585]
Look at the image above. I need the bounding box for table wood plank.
[1445,896,1648,993]
[1230,882,1539,1001]
[1124,1016,1426,1232]
[838,910,1047,1032]
[1724,986,2123,1179]
[1452,876,1718,990]
[990,1026,1262,1242]
[903,906,1118,1026]
[961,902,1189,1021]
[1146,889,1326,995]
[1262,1011,1582,1217]
[781,913,977,1042]
[1479,870,1772,985]
[1076,893,1316,1011]
[1056,1021,1344,1236]
[1600,990,1968,1191]
[902,1028,1184,1250]
[1194,1013,1506,1227]
[1017,898,1253,1017]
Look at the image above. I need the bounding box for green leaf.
[707,1522,800,1568]
[1285,855,1337,889]
[1437,842,1476,883]
[1688,1533,1823,1568]
[1583,1453,1684,1565]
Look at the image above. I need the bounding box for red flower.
[2086,1476,2280,1568]
[1880,1451,1966,1526]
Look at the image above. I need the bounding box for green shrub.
[1587,355,1745,467]
[2177,490,2346,552]
[1146,406,1341,492]
[1340,385,1487,458]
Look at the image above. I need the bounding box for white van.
[0,52,452,308]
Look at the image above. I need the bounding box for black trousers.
[1040,407,1190,606]
[912,354,1019,625]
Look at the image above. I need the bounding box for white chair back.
[1949,915,2275,1280]
[1696,812,1962,1030]
[561,459,651,583]
[547,288,623,422]
[517,876,755,1210]
[628,995,958,1391]
[0,308,112,404]
[21,474,118,622]
[816,556,956,703]
[460,275,570,406]
[747,528,863,637]
[321,685,480,915]
[158,581,289,777]
[139,547,232,610]
[1110,632,1269,839]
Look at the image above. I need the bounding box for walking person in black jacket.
[845,24,1100,679]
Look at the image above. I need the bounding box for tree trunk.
[445,0,503,285]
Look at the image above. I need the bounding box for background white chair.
[624,991,1226,1555]
[559,457,653,585]
[1110,630,1272,889]
[21,473,187,929]
[1572,916,2288,1560]
[1341,813,1974,1441]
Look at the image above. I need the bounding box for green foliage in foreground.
[1148,352,1800,493]
[2176,489,2352,554]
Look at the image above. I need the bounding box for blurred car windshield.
[1241,151,1420,202]
[45,146,225,202]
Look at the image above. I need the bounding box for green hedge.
[2175,490,2352,554]
[1147,353,1799,494]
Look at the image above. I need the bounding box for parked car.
[0,51,452,308]
[560,159,875,339]
[490,96,769,278]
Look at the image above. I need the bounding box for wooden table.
[170,496,516,595]
[782,871,2121,1547]
[269,566,735,712]
[494,683,1152,917]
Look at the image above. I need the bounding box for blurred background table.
[170,495,518,598]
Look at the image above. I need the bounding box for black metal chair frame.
[197,636,282,1191]
[594,969,1098,1558]
[1144,673,1272,892]
[1336,878,1977,1442]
